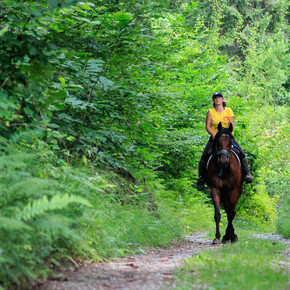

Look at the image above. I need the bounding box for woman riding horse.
[197,92,253,187]
[197,92,253,244]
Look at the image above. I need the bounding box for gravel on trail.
[36,232,215,290]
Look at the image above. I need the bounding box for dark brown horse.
[206,122,243,244]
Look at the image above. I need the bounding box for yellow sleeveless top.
[209,107,234,134]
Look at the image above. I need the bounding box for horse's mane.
[214,127,233,141]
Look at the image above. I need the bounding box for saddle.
[206,146,241,171]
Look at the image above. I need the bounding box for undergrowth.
[0,138,194,288]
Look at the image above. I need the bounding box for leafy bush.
[277,196,290,239]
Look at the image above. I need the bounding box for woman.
[197,92,253,186]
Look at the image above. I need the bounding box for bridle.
[216,149,231,158]
[215,133,232,175]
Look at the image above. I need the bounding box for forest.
[0,0,289,288]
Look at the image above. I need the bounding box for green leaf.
[28,46,38,56]
[59,77,66,85]
[0,25,9,37]
[114,11,132,22]
[78,2,93,10]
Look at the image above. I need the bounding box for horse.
[206,122,243,244]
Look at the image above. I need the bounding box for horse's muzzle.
[218,157,229,169]
[217,150,230,169]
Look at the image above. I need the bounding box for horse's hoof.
[212,238,221,245]
[222,238,231,244]
[222,234,231,244]
[231,235,238,243]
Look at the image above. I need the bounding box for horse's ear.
[228,123,233,133]
[218,122,222,131]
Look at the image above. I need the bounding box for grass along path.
[175,230,289,290]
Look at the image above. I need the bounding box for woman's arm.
[206,111,216,138]
[229,116,234,131]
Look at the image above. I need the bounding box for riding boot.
[241,157,253,183]
[197,160,206,187]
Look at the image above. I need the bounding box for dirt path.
[37,232,215,290]
[37,232,289,290]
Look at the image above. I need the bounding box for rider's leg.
[197,137,214,187]
[232,138,253,183]
[241,157,253,183]
[197,159,207,187]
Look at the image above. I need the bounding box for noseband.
[216,150,231,158]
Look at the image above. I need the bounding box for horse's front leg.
[223,205,237,243]
[223,189,240,243]
[211,189,221,244]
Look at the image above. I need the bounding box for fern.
[33,214,77,236]
[0,136,9,154]
[0,217,32,231]
[0,178,59,214]
[0,153,36,171]
[84,59,104,77]
[4,178,56,200]
[32,214,87,251]
[16,194,92,221]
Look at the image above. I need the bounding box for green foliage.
[0,0,288,287]
[277,196,290,239]
[176,231,289,289]
[15,194,92,221]
[0,140,92,287]
[0,138,183,287]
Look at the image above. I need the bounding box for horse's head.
[214,122,233,169]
